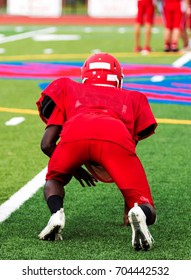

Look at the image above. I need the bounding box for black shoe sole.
[43,225,61,241]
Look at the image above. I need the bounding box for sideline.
[0,167,47,223]
[172,52,191,68]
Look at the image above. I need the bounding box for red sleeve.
[134,94,157,141]
[36,77,68,124]
[46,106,65,127]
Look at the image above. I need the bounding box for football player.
[158,0,189,51]
[134,0,156,53]
[36,53,157,251]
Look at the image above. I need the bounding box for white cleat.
[38,208,65,241]
[128,204,154,251]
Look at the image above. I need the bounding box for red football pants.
[46,139,155,209]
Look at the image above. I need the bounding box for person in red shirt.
[186,0,191,30]
[160,0,188,51]
[36,53,157,251]
[134,0,156,52]
[181,0,191,51]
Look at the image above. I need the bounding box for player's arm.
[40,104,65,157]
[41,125,62,157]
[40,125,97,187]
[40,128,97,186]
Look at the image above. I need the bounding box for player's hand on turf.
[73,167,98,187]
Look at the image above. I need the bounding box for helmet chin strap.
[120,75,124,88]
[106,74,119,87]
[82,77,88,84]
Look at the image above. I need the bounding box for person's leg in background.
[134,1,143,52]
[142,3,155,52]
[134,22,143,52]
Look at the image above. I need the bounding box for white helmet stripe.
[89,62,111,70]
[107,74,119,87]
[107,74,118,81]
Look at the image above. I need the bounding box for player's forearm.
[41,141,56,157]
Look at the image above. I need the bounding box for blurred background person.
[181,0,191,51]
[159,0,189,52]
[134,0,156,53]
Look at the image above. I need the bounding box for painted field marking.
[0,47,5,54]
[0,27,56,44]
[150,75,165,82]
[5,116,25,126]
[0,167,47,223]
[32,34,81,41]
[43,48,53,54]
[172,52,191,68]
[0,107,38,115]
[156,118,191,125]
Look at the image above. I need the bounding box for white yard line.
[172,51,191,68]
[0,27,56,44]
[0,167,47,223]
[33,34,81,41]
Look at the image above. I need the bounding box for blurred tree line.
[63,0,87,14]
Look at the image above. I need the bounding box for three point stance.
[36,53,157,250]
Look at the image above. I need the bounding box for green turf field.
[0,23,190,261]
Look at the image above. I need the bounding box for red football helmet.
[81,52,123,88]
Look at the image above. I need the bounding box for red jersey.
[162,0,184,29]
[136,0,155,25]
[138,0,155,4]
[37,78,157,154]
